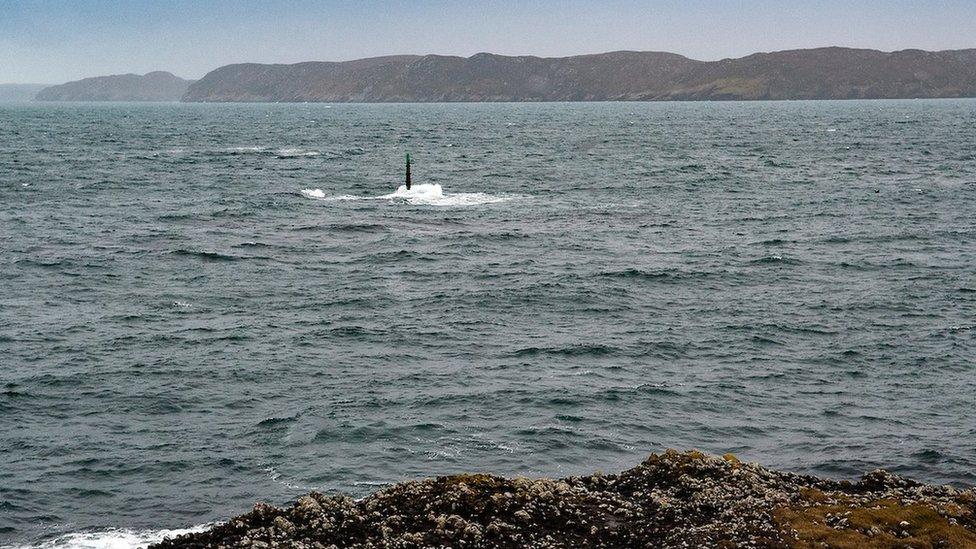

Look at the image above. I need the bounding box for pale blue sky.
[2,0,975,84]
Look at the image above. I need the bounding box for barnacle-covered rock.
[150,451,976,549]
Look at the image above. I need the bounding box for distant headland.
[0,84,50,102]
[26,47,976,103]
[34,71,193,102]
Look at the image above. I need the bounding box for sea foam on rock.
[149,450,976,548]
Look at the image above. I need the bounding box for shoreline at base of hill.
[151,450,976,548]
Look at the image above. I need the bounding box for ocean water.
[1,100,974,547]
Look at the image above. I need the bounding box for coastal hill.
[35,71,193,102]
[0,84,50,102]
[183,47,976,102]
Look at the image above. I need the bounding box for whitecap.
[300,189,326,199]
[301,183,519,207]
[352,480,391,488]
[263,466,318,491]
[384,184,518,206]
[276,148,320,158]
[14,525,212,549]
[301,189,364,201]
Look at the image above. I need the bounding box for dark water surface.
[1,101,974,546]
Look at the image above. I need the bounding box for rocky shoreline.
[151,450,976,548]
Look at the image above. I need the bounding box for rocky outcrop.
[150,450,976,548]
[182,48,976,102]
[35,71,192,102]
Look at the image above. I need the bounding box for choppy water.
[1,100,975,547]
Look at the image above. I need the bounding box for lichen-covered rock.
[150,450,976,549]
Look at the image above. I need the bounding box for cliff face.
[35,72,192,102]
[182,48,976,102]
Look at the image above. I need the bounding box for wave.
[168,249,240,262]
[301,189,352,200]
[512,344,617,357]
[600,268,679,281]
[224,146,266,154]
[14,525,212,549]
[276,148,320,158]
[256,414,300,427]
[12,258,67,269]
[597,268,731,283]
[300,183,518,207]
[211,146,320,158]
[749,255,800,265]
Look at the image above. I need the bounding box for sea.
[1,100,974,547]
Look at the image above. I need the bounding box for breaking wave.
[225,146,265,154]
[13,525,212,549]
[215,146,320,158]
[300,183,518,206]
[276,148,320,158]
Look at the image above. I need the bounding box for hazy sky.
[3,0,976,84]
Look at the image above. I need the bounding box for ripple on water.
[2,100,976,545]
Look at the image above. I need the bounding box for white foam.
[352,480,392,487]
[277,148,320,158]
[263,466,318,491]
[300,189,326,199]
[226,146,266,153]
[384,184,517,206]
[301,183,518,207]
[12,525,212,549]
[301,189,365,201]
[381,183,447,201]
